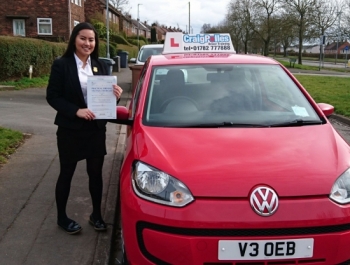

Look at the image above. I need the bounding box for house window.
[74,0,81,5]
[13,19,25,36]
[37,18,52,35]
[74,21,80,26]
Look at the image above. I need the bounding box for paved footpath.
[0,67,132,265]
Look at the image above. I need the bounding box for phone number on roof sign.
[184,45,232,51]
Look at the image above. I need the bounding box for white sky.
[126,0,231,34]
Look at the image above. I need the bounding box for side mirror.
[109,106,133,125]
[129,58,136,63]
[317,103,334,117]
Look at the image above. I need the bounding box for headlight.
[330,168,350,204]
[132,161,194,207]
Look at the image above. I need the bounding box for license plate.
[218,239,314,260]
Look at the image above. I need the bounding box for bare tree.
[251,0,281,56]
[313,0,337,37]
[109,0,129,12]
[221,15,244,52]
[227,0,256,54]
[281,0,318,64]
[201,23,212,33]
[346,1,350,37]
[327,0,349,42]
[275,14,299,57]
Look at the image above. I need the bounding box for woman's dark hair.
[62,22,99,59]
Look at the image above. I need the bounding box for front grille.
[137,221,350,237]
[136,222,350,265]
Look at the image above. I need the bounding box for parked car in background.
[130,43,188,82]
[129,44,164,65]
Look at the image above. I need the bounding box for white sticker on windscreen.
[292,106,309,117]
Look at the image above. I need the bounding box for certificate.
[87,75,117,119]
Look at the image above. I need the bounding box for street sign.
[320,35,326,45]
[345,46,349,51]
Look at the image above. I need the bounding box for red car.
[115,32,350,265]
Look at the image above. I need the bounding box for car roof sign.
[163,32,236,55]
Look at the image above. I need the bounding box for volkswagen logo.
[250,186,279,216]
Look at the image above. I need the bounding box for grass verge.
[295,75,350,117]
[0,76,49,90]
[0,127,26,167]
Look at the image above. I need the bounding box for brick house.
[324,41,350,54]
[142,21,152,39]
[0,0,135,41]
[84,0,128,34]
[130,19,149,39]
[0,0,85,41]
[155,25,167,42]
[0,0,174,41]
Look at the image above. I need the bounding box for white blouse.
[74,53,93,104]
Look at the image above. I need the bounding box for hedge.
[0,36,120,81]
[0,36,66,81]
[99,41,117,58]
[127,39,146,47]
[128,35,148,44]
[109,33,131,46]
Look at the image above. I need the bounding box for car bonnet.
[135,124,350,198]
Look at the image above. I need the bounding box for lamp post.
[137,3,142,51]
[335,11,342,64]
[106,0,110,58]
[188,2,190,35]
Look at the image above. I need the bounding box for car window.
[131,63,148,118]
[143,64,321,127]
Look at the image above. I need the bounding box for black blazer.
[46,56,110,130]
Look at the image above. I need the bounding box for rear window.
[143,64,321,127]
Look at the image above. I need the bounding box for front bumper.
[121,189,350,265]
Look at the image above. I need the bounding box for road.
[278,57,350,70]
[329,117,350,145]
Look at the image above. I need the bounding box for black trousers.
[55,156,105,221]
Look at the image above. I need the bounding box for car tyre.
[115,184,129,265]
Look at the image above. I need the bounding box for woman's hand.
[113,85,123,99]
[76,108,95,120]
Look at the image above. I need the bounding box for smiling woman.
[0,127,25,166]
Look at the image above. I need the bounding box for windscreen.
[143,64,321,127]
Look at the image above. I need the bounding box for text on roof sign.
[183,34,230,44]
[163,32,236,54]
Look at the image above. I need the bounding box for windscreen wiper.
[267,119,323,127]
[181,122,268,128]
